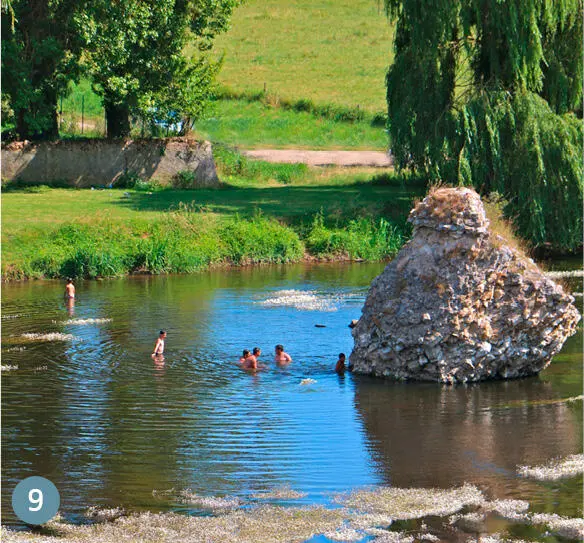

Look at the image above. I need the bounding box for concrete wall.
[1,139,219,187]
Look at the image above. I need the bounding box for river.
[1,262,582,540]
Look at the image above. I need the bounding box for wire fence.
[59,95,107,138]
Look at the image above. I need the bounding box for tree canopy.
[385,0,583,250]
[1,0,238,139]
[2,0,85,139]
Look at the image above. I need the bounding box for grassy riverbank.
[2,158,424,280]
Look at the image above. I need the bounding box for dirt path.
[243,149,393,167]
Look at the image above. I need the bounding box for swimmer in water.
[238,349,251,364]
[242,347,262,371]
[152,330,167,358]
[64,278,75,299]
[274,344,292,365]
[335,353,346,374]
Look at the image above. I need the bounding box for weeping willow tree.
[385,0,583,251]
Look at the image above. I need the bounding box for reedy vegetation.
[386,0,583,251]
[2,155,419,280]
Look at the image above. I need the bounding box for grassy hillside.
[57,0,394,148]
[211,0,393,112]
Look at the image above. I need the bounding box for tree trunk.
[105,101,131,138]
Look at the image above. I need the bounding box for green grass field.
[196,99,388,149]
[59,0,394,148]
[2,163,423,280]
[211,0,393,112]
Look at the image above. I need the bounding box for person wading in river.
[241,347,262,371]
[238,349,251,365]
[152,330,167,359]
[274,344,292,365]
[335,353,347,374]
[64,278,76,299]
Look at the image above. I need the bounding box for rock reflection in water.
[353,367,582,493]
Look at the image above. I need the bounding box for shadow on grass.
[112,177,427,225]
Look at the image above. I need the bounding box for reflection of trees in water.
[353,376,581,493]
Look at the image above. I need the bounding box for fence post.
[81,95,85,135]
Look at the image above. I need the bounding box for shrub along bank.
[2,209,406,281]
[2,161,422,280]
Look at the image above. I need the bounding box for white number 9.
[28,488,43,511]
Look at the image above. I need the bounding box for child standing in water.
[238,349,251,364]
[335,353,347,374]
[64,278,76,299]
[274,344,292,365]
[152,330,167,358]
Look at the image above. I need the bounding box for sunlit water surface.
[2,262,582,535]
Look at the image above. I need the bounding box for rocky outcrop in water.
[350,187,581,384]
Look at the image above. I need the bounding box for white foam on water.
[1,365,18,372]
[518,453,584,481]
[20,332,78,342]
[300,378,317,385]
[64,318,112,325]
[1,314,24,320]
[258,289,339,312]
[4,346,26,352]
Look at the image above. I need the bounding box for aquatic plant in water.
[3,488,583,542]
[335,484,485,519]
[251,486,307,500]
[517,454,584,481]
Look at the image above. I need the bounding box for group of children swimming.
[152,331,351,374]
[65,279,352,375]
[237,345,291,370]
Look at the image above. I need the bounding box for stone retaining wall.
[1,138,219,187]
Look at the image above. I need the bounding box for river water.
[1,262,582,538]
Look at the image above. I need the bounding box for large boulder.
[350,187,580,384]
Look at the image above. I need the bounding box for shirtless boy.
[152,330,167,358]
[65,278,76,299]
[238,349,251,364]
[335,353,347,374]
[241,347,261,371]
[274,344,292,365]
